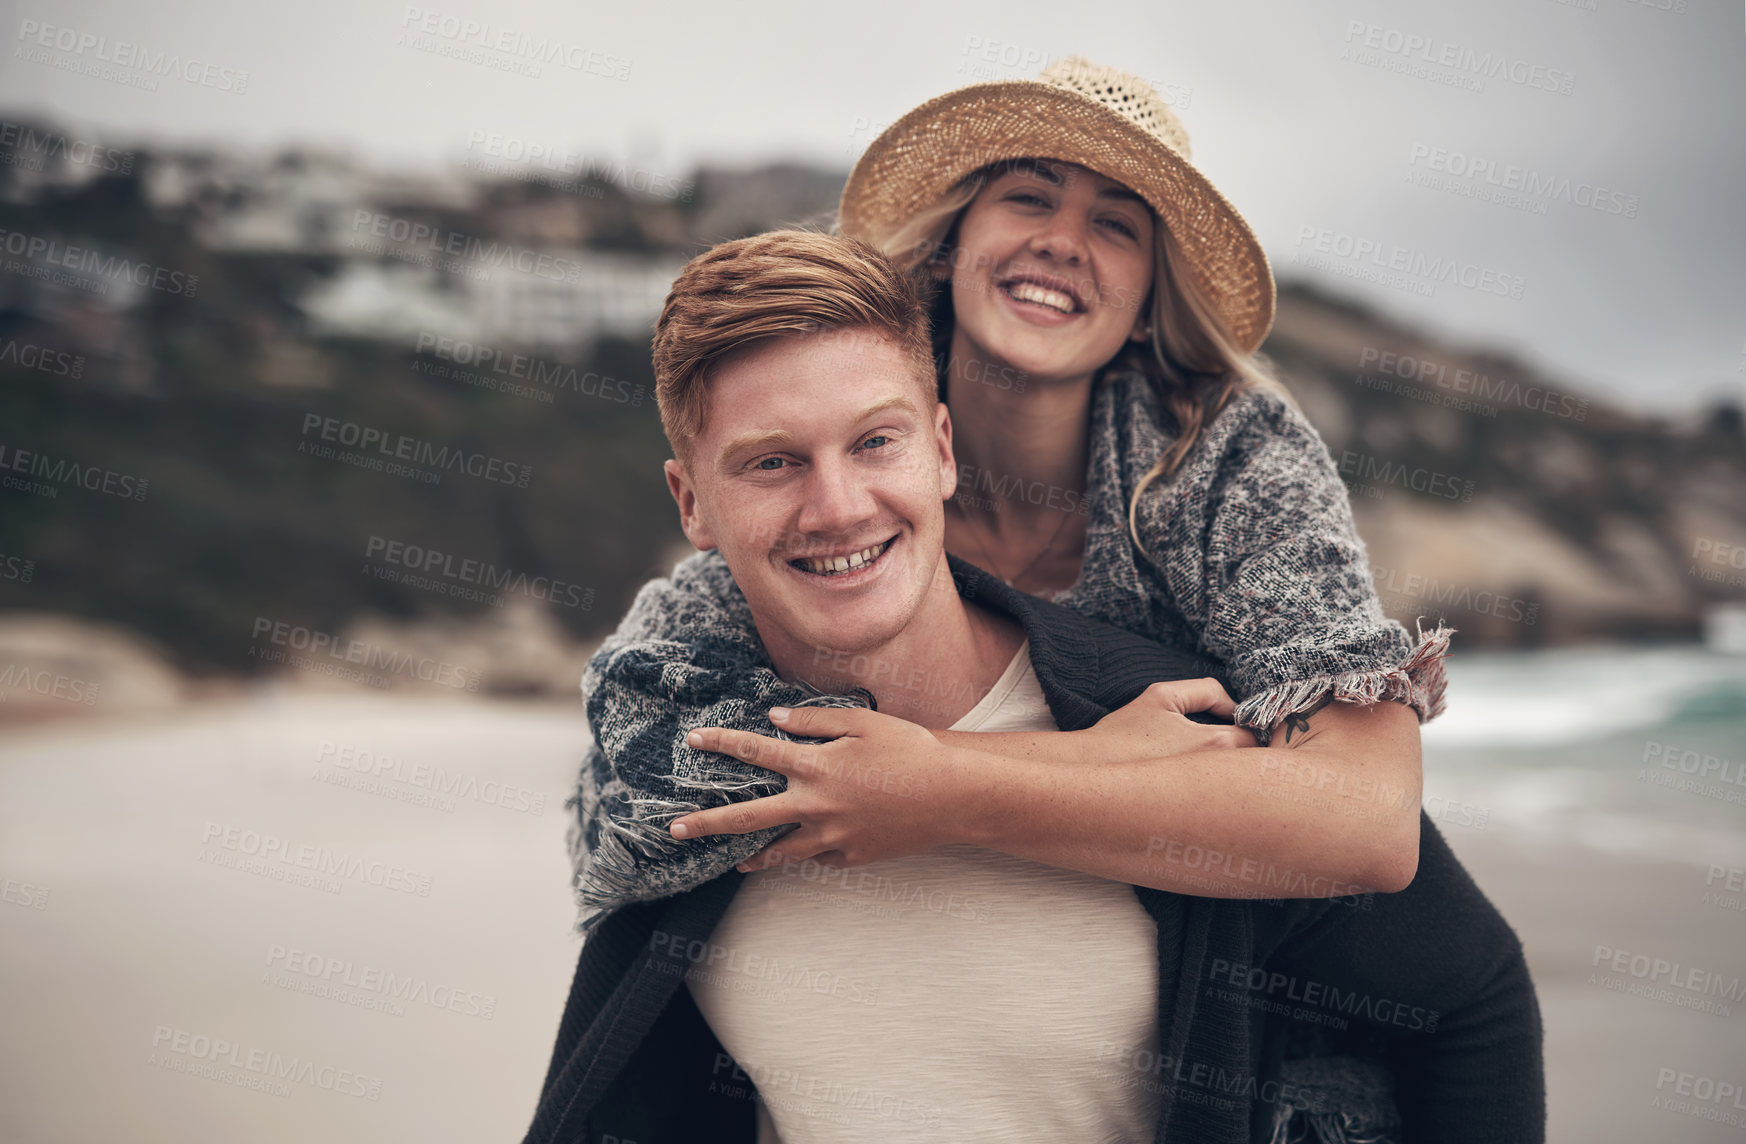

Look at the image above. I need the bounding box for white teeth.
[797,540,890,575]
[1005,281,1075,313]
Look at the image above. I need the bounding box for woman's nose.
[1027,210,1090,265]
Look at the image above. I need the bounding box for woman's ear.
[664,458,717,551]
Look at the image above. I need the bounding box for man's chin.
[764,593,914,669]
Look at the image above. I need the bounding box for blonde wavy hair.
[854,160,1296,551]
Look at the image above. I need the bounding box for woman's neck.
[944,328,1095,532]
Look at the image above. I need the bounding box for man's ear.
[934,402,957,502]
[664,458,717,551]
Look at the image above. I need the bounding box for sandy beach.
[1,686,1743,1143]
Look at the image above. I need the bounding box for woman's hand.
[1080,677,1259,763]
[668,705,978,872]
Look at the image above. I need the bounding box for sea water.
[1421,645,1746,867]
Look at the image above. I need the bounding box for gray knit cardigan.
[566,366,1452,932]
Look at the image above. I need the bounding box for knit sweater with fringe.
[567,369,1453,929]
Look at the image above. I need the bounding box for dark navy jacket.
[523,557,1544,1144]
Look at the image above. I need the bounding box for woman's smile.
[996,270,1088,325]
[998,270,1086,314]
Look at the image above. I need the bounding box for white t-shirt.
[684,641,1163,1143]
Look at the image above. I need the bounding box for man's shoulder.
[666,546,738,597]
[592,547,763,671]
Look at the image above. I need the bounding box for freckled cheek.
[743,506,802,558]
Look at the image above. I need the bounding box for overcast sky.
[4,0,1742,414]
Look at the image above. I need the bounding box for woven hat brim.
[839,81,1276,355]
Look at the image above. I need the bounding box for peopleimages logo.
[0,443,149,500]
[248,615,484,691]
[1340,21,1575,96]
[397,8,630,80]
[1338,451,1475,502]
[1406,143,1639,218]
[315,739,548,816]
[14,20,250,93]
[148,1025,381,1100]
[298,414,532,488]
[364,535,594,611]
[0,336,84,378]
[1355,346,1590,422]
[413,333,644,406]
[0,664,99,705]
[349,209,584,283]
[264,943,498,1019]
[1294,226,1525,299]
[198,821,435,897]
[0,227,198,296]
[460,132,692,201]
[1208,959,1441,1032]
[0,121,135,174]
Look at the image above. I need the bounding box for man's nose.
[794,456,877,537]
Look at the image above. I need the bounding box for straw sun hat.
[839,55,1276,354]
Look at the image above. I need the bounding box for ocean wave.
[1423,645,1746,749]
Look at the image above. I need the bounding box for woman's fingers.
[769,704,873,739]
[1142,677,1237,718]
[1218,725,1260,749]
[668,793,800,840]
[686,726,808,775]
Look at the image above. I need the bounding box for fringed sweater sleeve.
[1123,383,1454,744]
[566,548,845,934]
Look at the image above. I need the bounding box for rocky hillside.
[1266,282,1745,647]
[0,124,1739,709]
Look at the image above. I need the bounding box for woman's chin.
[961,322,1115,383]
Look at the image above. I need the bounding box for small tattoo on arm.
[1283,695,1335,744]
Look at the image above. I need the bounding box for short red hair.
[652,229,937,462]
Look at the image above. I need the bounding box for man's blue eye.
[862,436,889,449]
[756,457,786,470]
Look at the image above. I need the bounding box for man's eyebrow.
[713,394,922,469]
[716,428,794,468]
[853,394,922,421]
